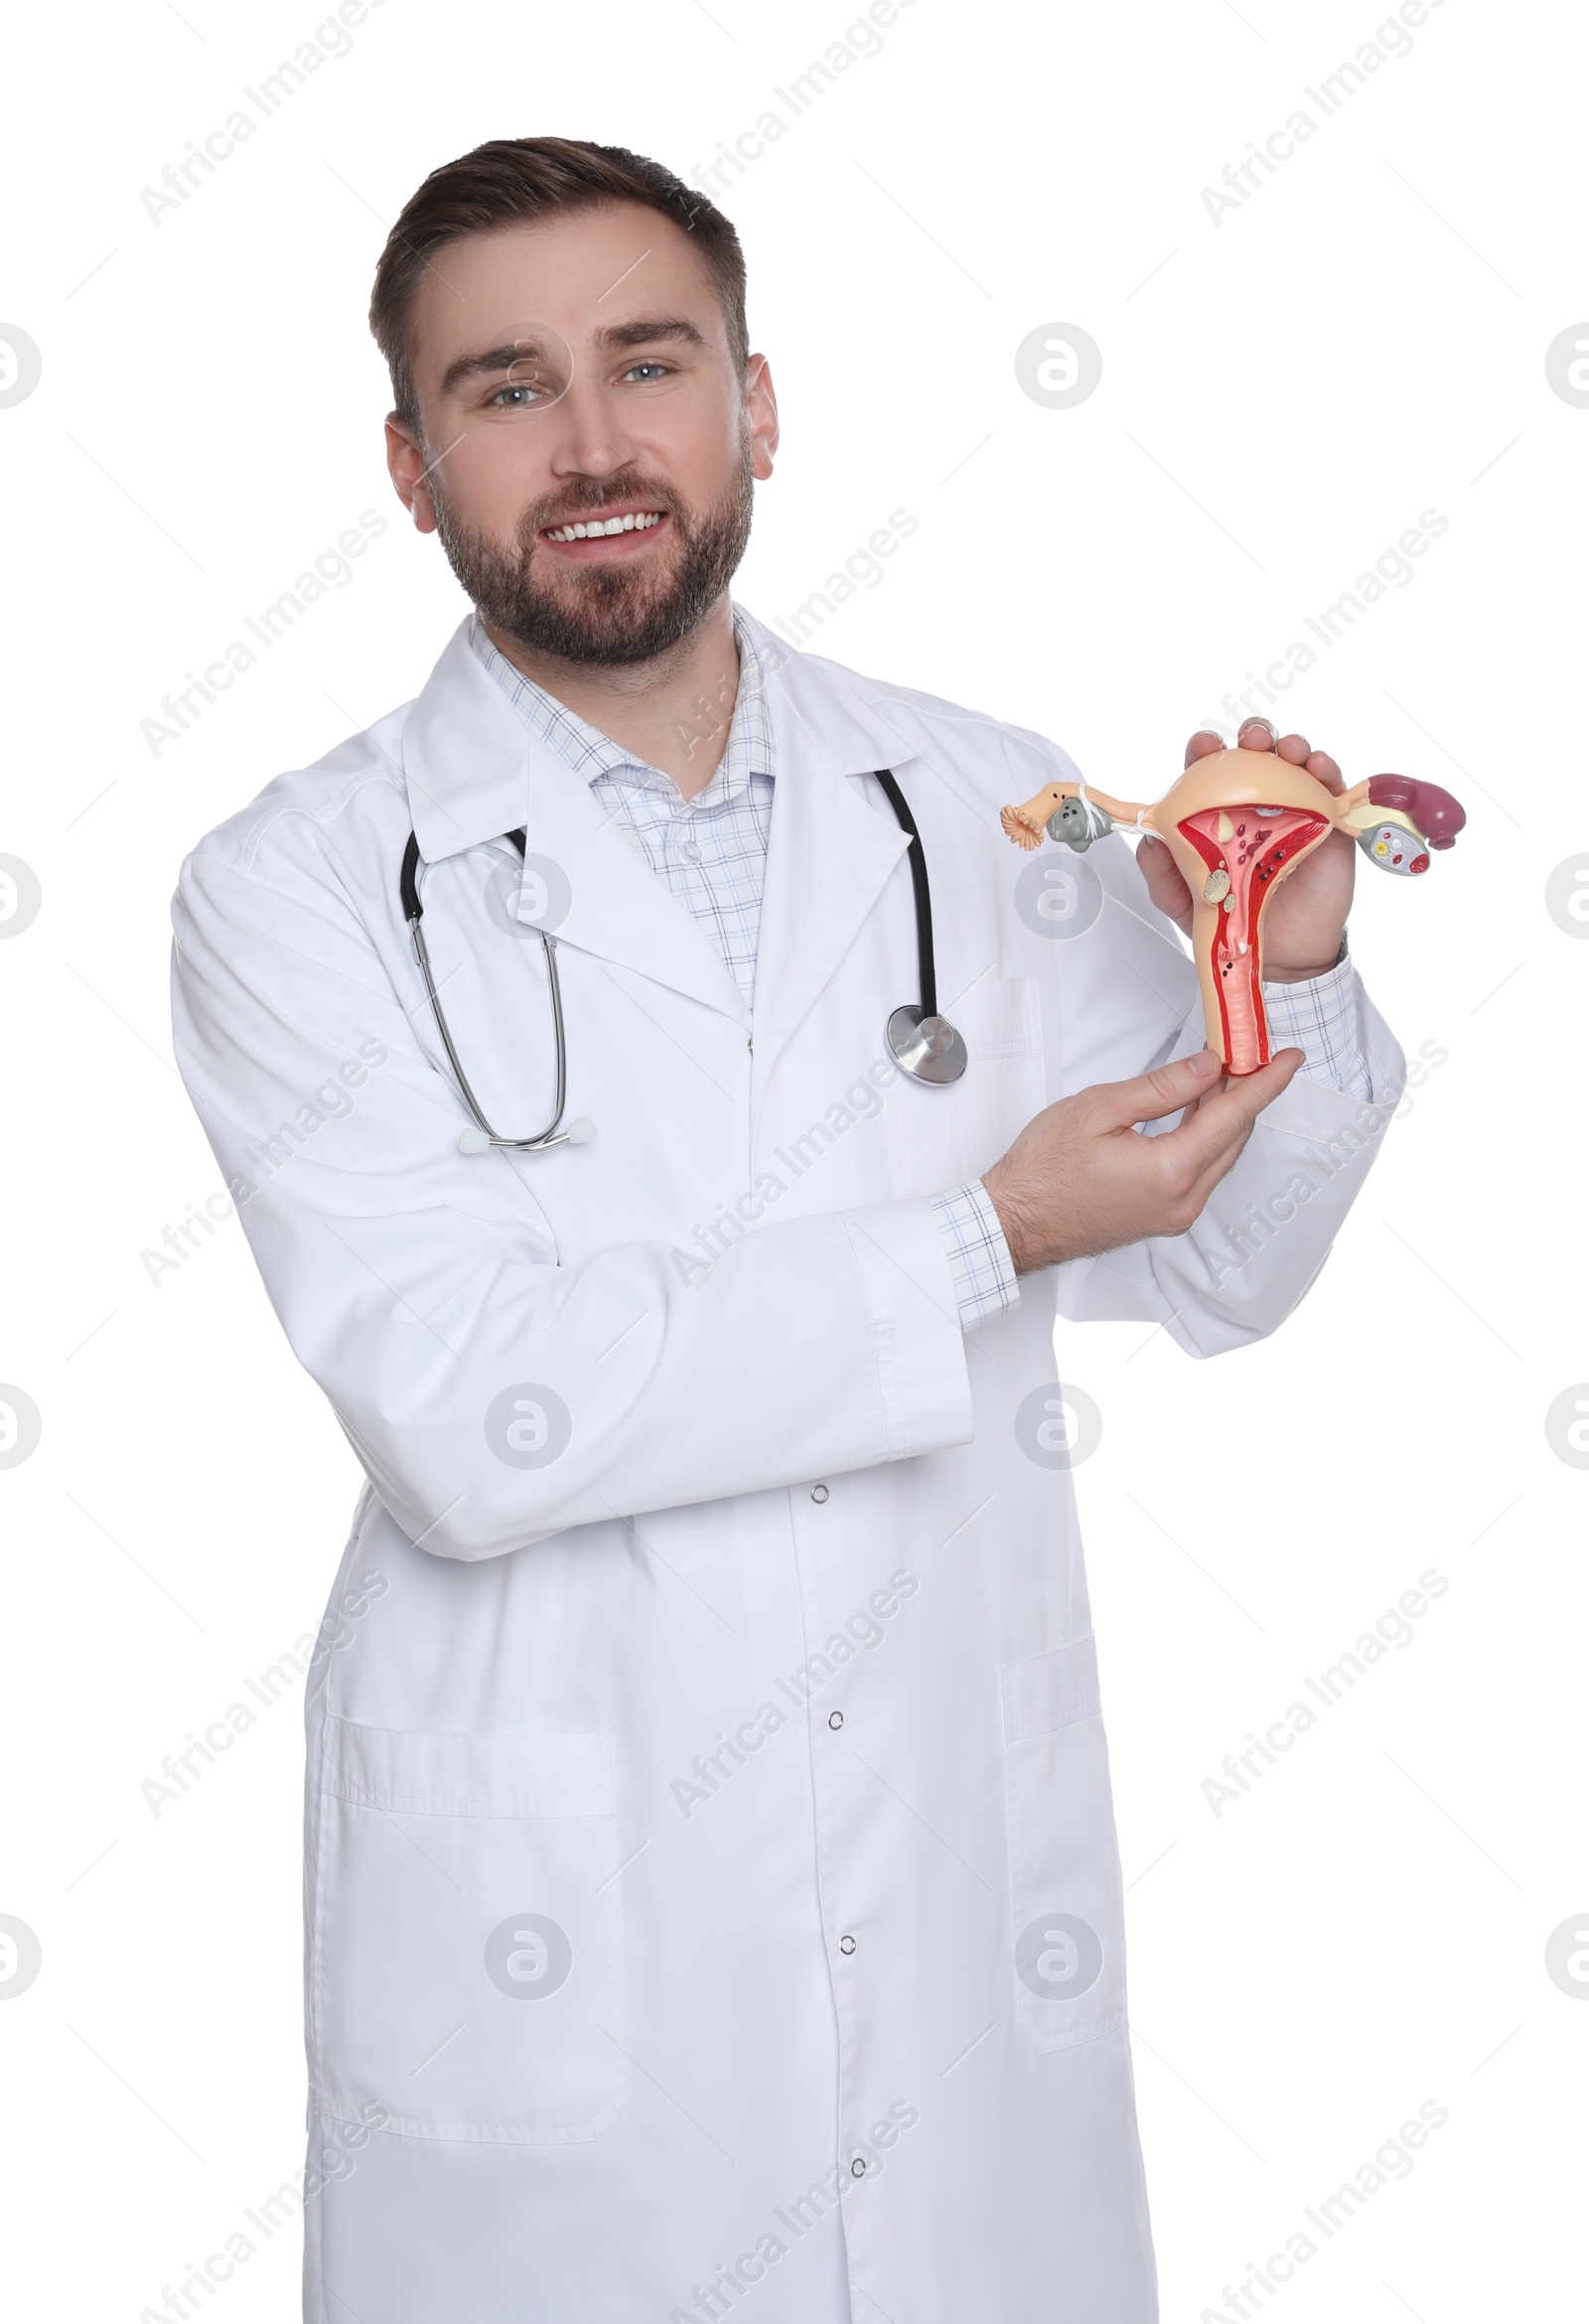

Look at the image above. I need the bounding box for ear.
[385,414,438,533]
[745,354,780,480]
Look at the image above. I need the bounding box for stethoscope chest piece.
[887,1004,967,1085]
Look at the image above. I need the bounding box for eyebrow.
[593,318,707,352]
[439,317,707,397]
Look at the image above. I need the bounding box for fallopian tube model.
[1000,750,1465,1076]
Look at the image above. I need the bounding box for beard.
[430,440,755,668]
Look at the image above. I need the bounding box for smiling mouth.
[541,509,667,543]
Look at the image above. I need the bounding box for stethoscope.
[398,767,965,1157]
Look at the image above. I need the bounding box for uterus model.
[1001,751,1465,1076]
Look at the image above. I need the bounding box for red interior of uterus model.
[1000,751,1465,1076]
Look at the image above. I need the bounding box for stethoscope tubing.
[872,769,939,1021]
[397,764,966,1151]
[401,828,574,1150]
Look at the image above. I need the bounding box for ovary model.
[1001,752,1465,1076]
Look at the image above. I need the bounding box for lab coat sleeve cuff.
[1129,966,1406,1355]
[931,1183,1022,1329]
[840,1199,978,1459]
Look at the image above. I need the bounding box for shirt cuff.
[1262,935,1372,1100]
[932,1182,1021,1330]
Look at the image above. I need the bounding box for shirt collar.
[400,607,929,870]
[469,605,774,806]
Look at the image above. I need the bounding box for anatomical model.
[1001,751,1465,1076]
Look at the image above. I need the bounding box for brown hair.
[369,137,749,432]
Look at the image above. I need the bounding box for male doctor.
[171,137,1402,2324]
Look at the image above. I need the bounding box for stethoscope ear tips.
[565,1116,597,1144]
[458,1126,493,1154]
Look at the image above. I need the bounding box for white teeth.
[546,511,663,542]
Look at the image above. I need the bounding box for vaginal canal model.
[999,750,1466,1076]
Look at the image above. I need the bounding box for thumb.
[1095,1048,1223,1130]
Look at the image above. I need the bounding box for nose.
[542,369,642,486]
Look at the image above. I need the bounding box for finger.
[1305,748,1344,794]
[1236,717,1278,753]
[1180,1071,1299,1212]
[1183,729,1227,768]
[1150,1050,1304,1173]
[1092,1047,1224,1130]
[1212,1048,1304,1130]
[1173,1051,1226,1125]
[1275,731,1312,764]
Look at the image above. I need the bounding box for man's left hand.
[1135,717,1355,982]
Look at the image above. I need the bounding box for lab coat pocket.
[999,1634,1128,2051]
[860,975,1045,1194]
[310,1718,629,2142]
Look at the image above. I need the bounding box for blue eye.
[624,362,670,382]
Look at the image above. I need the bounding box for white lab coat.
[170,611,1404,2324]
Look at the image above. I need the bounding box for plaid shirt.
[472,616,1369,1327]
[1263,944,1372,1099]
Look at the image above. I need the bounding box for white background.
[2,0,1584,2316]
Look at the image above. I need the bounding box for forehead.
[406,201,727,380]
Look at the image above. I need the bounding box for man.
[170,138,1401,2324]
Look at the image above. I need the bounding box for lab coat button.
[850,2157,867,2178]
[810,1484,829,1504]
[828,1710,843,1731]
[839,1934,856,1955]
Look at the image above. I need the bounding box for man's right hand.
[981,1047,1303,1275]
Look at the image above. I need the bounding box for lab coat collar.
[402,619,535,865]
[398,609,937,1039]
[738,610,931,1090]
[742,609,936,782]
[402,619,748,1027]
